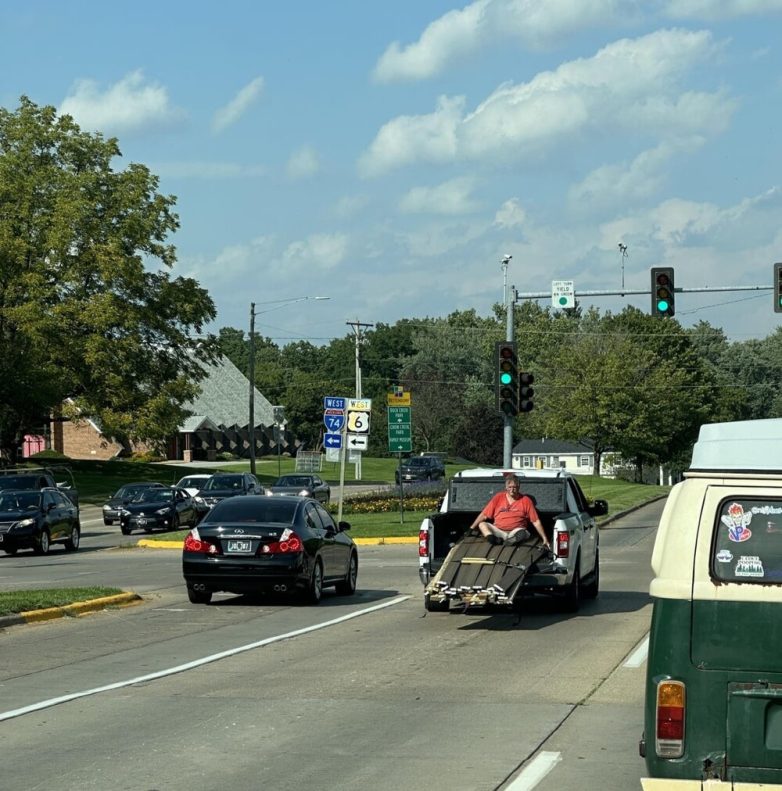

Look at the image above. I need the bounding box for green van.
[641,418,782,789]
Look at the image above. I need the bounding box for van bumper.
[642,780,777,789]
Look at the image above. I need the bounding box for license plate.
[227,540,252,553]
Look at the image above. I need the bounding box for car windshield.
[204,475,243,491]
[407,458,429,467]
[134,488,174,503]
[0,475,38,490]
[178,477,207,489]
[275,476,312,487]
[115,484,153,499]
[207,497,297,523]
[0,491,40,511]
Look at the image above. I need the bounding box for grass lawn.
[0,587,123,617]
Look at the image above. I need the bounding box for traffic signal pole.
[503,285,516,468]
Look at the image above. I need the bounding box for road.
[0,500,663,791]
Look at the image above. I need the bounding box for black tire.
[104,519,113,526]
[335,552,358,596]
[169,513,179,532]
[424,593,449,612]
[582,549,599,600]
[120,524,131,536]
[303,558,323,605]
[34,529,50,556]
[562,560,581,613]
[64,524,80,552]
[187,586,212,604]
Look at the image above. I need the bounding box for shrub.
[129,451,167,463]
[30,449,70,461]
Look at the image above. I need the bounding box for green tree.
[0,97,216,458]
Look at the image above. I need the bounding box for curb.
[0,592,142,630]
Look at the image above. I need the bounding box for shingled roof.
[512,437,595,455]
[179,355,275,431]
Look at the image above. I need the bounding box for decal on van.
[716,549,733,563]
[735,555,764,577]
[721,502,752,542]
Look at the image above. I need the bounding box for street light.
[248,296,329,475]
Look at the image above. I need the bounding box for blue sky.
[2,0,782,345]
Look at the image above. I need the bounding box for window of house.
[522,456,531,468]
[579,456,590,467]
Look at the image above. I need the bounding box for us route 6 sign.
[347,398,372,434]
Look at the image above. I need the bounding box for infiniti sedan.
[120,486,198,535]
[182,495,357,605]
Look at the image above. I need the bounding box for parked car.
[182,495,358,605]
[0,488,80,556]
[175,474,212,498]
[119,486,198,535]
[102,481,167,525]
[0,466,79,508]
[264,474,331,504]
[395,455,446,484]
[194,473,262,510]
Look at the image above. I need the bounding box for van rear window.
[711,498,782,583]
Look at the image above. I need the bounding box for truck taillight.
[655,680,685,758]
[556,531,570,558]
[418,527,429,558]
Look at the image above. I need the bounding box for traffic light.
[519,372,535,412]
[775,263,782,313]
[495,341,518,417]
[651,267,675,317]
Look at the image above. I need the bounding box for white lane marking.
[624,634,649,668]
[0,595,409,722]
[506,752,562,790]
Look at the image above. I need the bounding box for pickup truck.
[418,468,607,612]
[0,466,80,509]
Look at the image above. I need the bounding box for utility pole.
[346,319,374,481]
[504,285,516,468]
[248,303,257,475]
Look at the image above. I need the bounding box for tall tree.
[0,97,216,457]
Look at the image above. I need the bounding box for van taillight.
[556,531,570,558]
[418,527,429,558]
[184,530,220,555]
[655,680,685,758]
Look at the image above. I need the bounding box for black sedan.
[182,495,357,605]
[120,487,198,535]
[0,488,80,555]
[102,481,167,525]
[264,474,331,504]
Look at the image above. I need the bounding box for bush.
[334,484,444,515]
[30,449,70,461]
[129,451,167,463]
[218,451,238,461]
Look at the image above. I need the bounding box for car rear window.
[711,498,782,583]
[207,498,297,523]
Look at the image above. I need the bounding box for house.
[53,355,296,462]
[511,437,619,478]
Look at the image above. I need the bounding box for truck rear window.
[449,480,566,513]
[711,498,782,583]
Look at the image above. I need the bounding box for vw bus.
[641,418,782,789]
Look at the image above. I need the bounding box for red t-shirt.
[483,492,539,532]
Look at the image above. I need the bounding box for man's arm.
[469,509,490,531]
[531,517,550,548]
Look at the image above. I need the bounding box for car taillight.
[418,527,429,558]
[261,528,302,554]
[183,529,220,555]
[556,530,570,558]
[655,680,685,758]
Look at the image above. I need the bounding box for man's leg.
[476,521,503,544]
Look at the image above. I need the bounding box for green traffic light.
[656,299,669,312]
[500,372,512,385]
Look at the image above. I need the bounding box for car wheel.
[562,560,581,613]
[169,513,179,532]
[64,524,80,552]
[34,529,50,556]
[187,586,212,604]
[120,524,132,536]
[335,552,358,596]
[103,519,113,526]
[303,558,323,605]
[582,549,599,600]
[424,593,449,612]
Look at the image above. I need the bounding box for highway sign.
[323,409,345,432]
[387,390,411,406]
[388,406,411,423]
[347,410,371,434]
[347,398,372,411]
[324,432,342,449]
[388,405,412,453]
[552,280,575,309]
[347,434,368,450]
[324,396,346,410]
[389,437,412,453]
[388,425,412,439]
[325,447,340,463]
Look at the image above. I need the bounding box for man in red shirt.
[469,473,550,548]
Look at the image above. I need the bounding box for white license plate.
[227,540,252,553]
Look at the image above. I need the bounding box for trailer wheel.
[424,593,449,612]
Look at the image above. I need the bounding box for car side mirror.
[338,521,351,532]
[589,499,608,517]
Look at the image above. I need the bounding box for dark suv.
[395,456,446,484]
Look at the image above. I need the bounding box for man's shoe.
[486,535,502,546]
[505,529,531,546]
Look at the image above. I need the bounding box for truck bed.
[426,535,551,607]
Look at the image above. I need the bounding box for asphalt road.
[0,500,664,791]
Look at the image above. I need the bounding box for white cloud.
[281,233,349,270]
[663,0,782,20]
[332,195,369,219]
[494,198,526,228]
[286,145,320,180]
[361,29,731,176]
[212,76,264,134]
[373,0,630,82]
[60,70,183,135]
[399,177,479,215]
[154,161,266,179]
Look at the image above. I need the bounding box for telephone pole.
[346,320,374,480]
